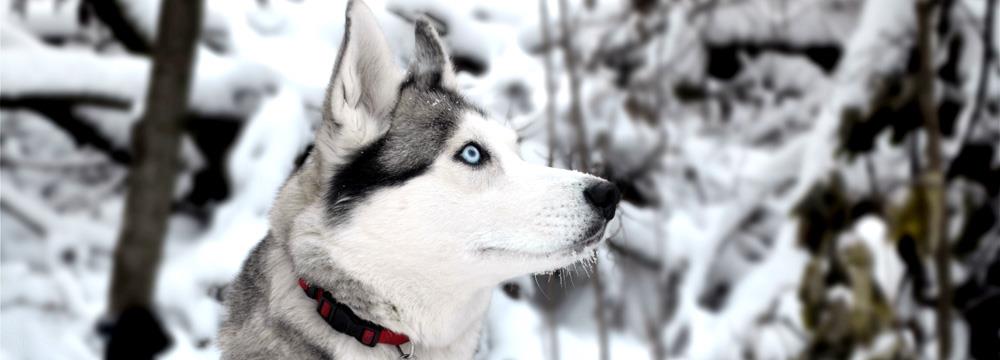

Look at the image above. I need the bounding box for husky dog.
[217,1,621,358]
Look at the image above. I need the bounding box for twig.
[651,207,672,360]
[606,238,662,271]
[589,251,611,360]
[557,1,606,358]
[0,187,51,237]
[960,0,996,145]
[541,0,559,168]
[539,2,561,359]
[864,154,881,199]
[82,0,151,53]
[558,0,591,173]
[916,1,951,357]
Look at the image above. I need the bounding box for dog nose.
[584,181,621,220]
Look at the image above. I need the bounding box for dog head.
[289,0,620,287]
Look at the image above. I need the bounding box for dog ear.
[319,0,402,161]
[408,17,457,90]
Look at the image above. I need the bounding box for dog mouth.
[478,222,608,259]
[573,224,606,250]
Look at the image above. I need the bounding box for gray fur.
[409,17,457,89]
[218,236,335,360]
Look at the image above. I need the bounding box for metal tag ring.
[396,342,415,359]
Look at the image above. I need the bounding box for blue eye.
[458,143,483,165]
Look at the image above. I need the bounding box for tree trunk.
[105,0,203,358]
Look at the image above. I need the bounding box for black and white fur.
[217,1,620,358]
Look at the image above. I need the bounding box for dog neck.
[272,201,491,355]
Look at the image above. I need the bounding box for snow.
[0,45,278,119]
[851,216,906,301]
[484,288,651,360]
[699,0,862,45]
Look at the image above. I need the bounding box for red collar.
[297,278,410,347]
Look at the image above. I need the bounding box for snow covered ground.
[2,0,998,359]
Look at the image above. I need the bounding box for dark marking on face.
[325,80,484,223]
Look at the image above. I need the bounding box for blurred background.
[1,0,998,359]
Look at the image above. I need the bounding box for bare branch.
[1,97,133,164]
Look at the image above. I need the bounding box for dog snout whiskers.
[583,181,622,220]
